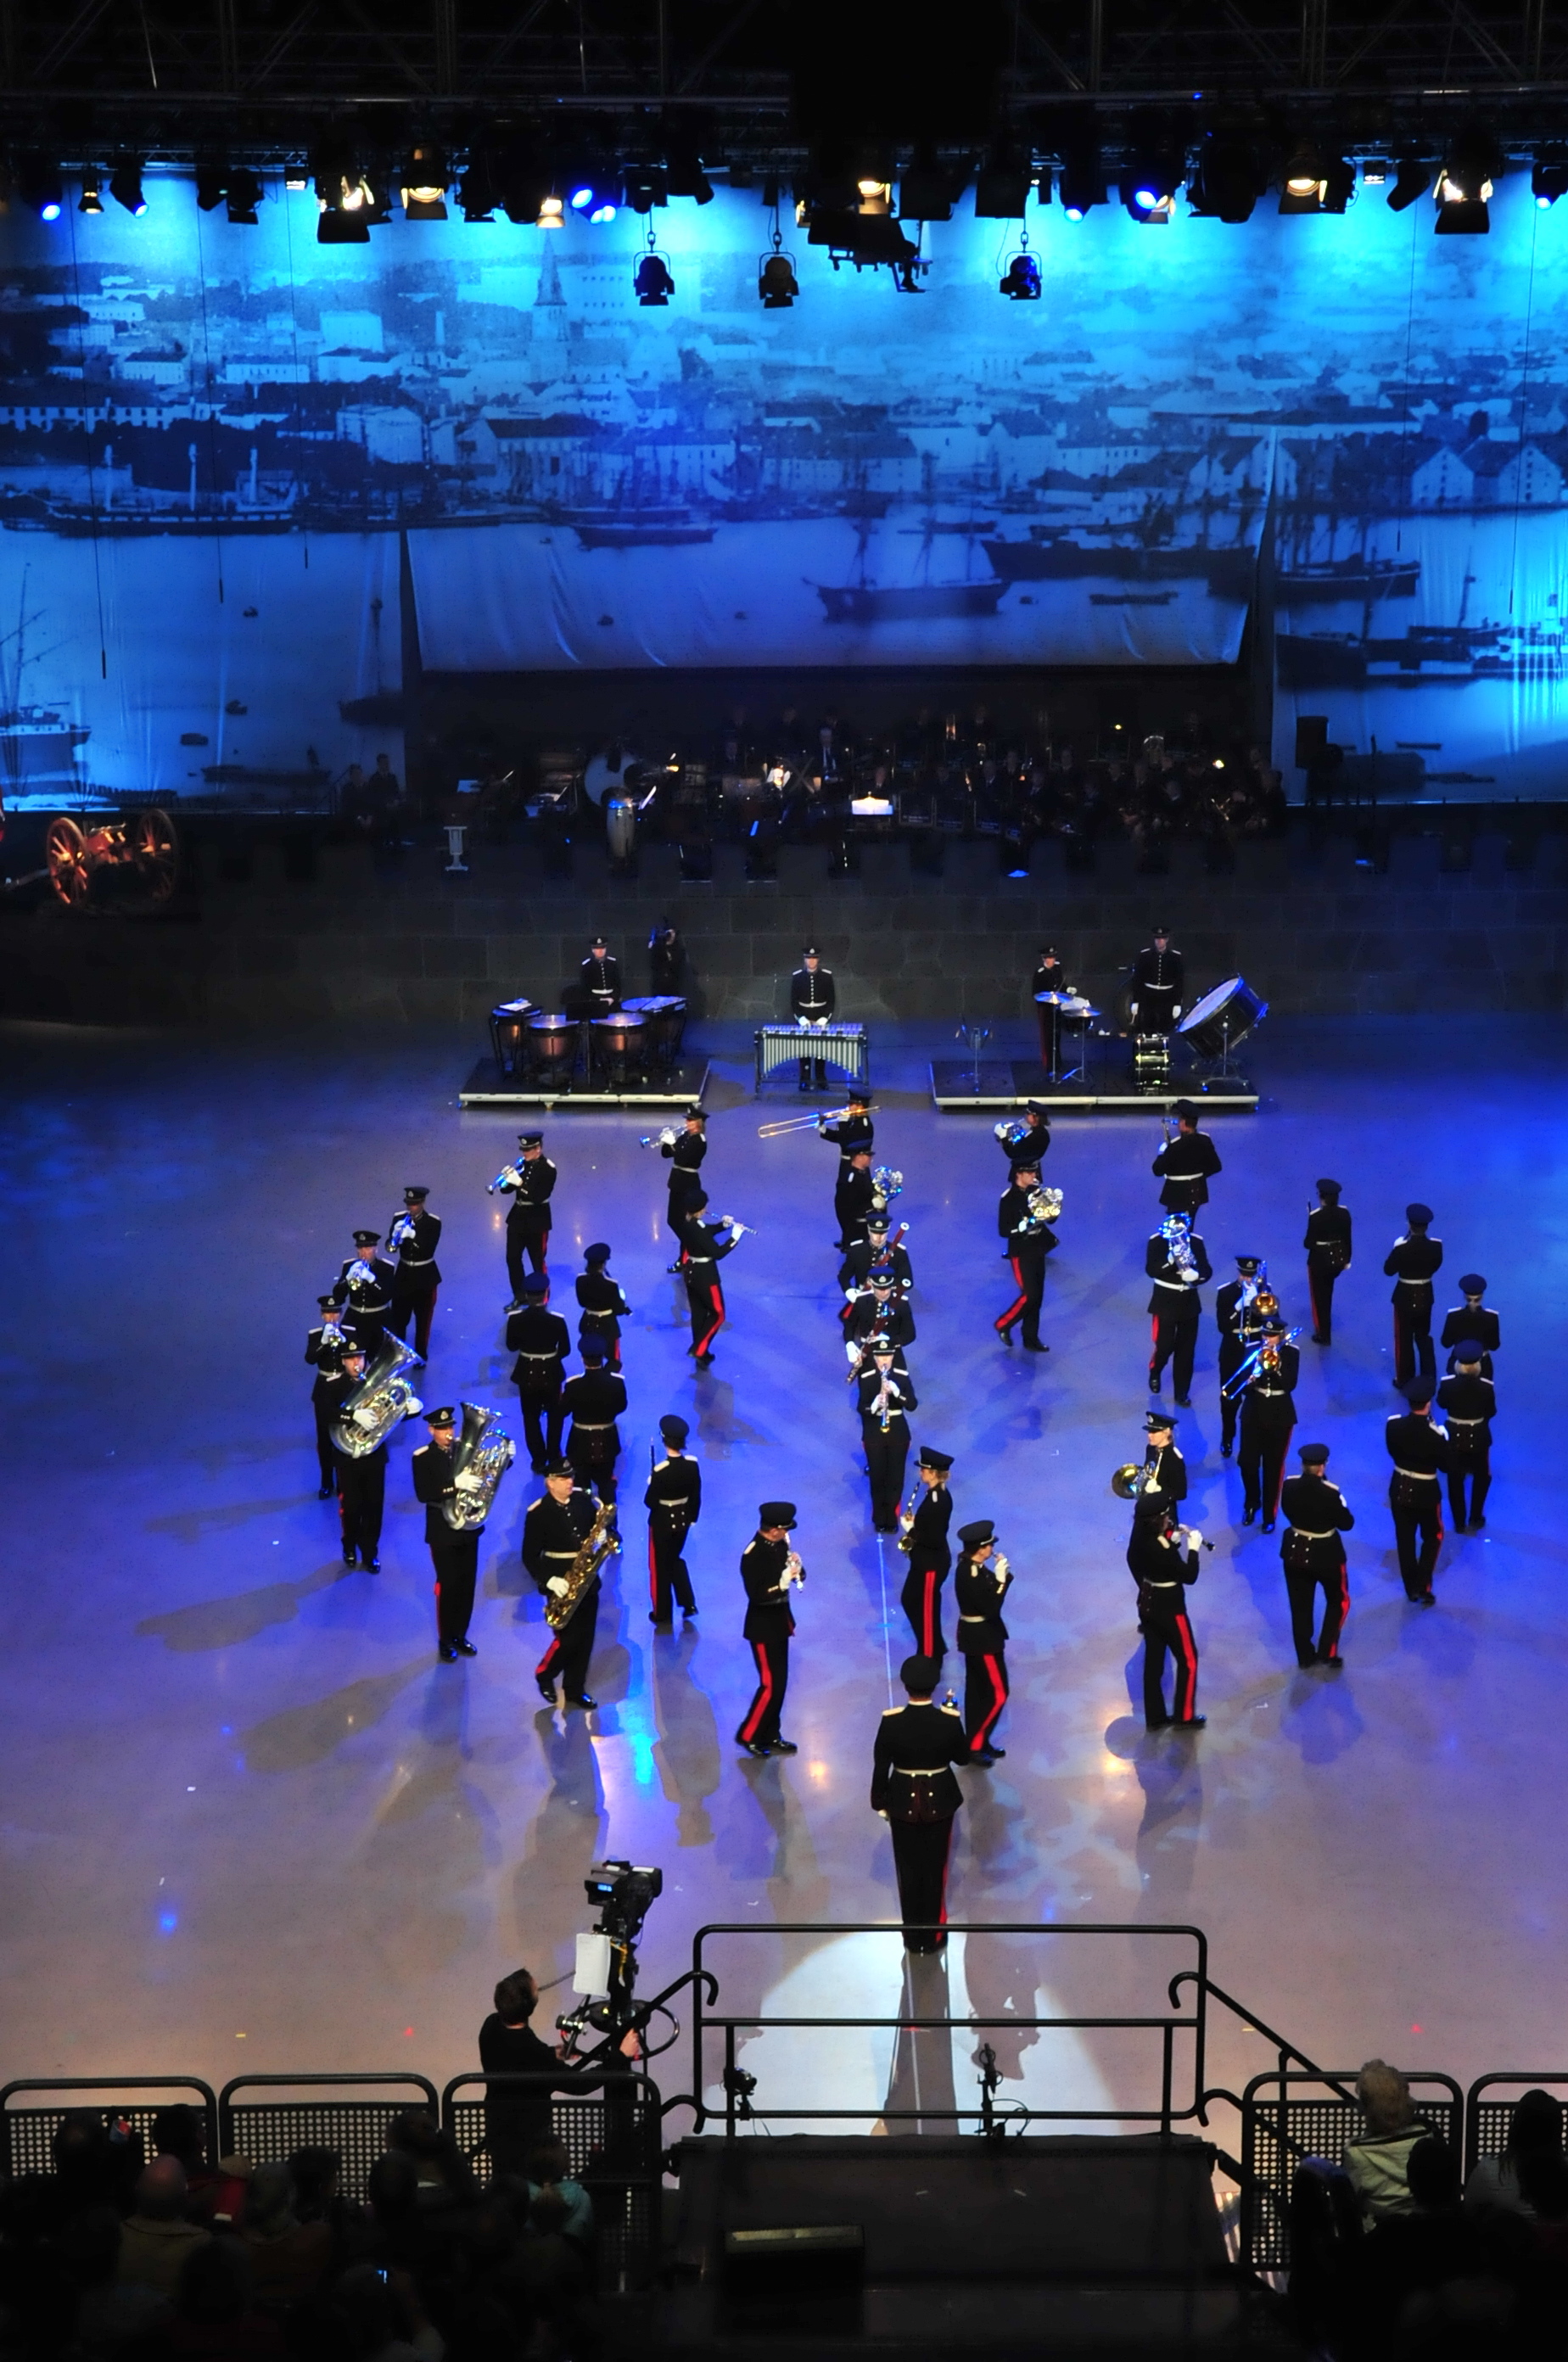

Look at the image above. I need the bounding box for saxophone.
[441,1401,517,1531]
[332,1336,425,1458]
[544,1497,623,1629]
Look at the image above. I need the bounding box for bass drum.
[1179,976,1268,1058]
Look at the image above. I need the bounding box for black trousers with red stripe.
[686,1268,726,1358]
[1307,1257,1341,1342]
[1285,1553,1349,1665]
[736,1635,789,1747]
[506,1224,550,1298]
[960,1643,1009,1754]
[334,1453,384,1560]
[900,1559,949,1659]
[1239,1404,1293,1521]
[995,1249,1044,1346]
[1141,1592,1200,1726]
[1391,1481,1442,1598]
[1392,1291,1435,1387]
[891,1816,955,1953]
[1150,1305,1198,1399]
[389,1287,438,1359]
[536,1589,599,1699]
[648,1518,696,1620]
[431,1531,479,1648]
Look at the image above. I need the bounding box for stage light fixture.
[1188,136,1263,221]
[999,248,1042,299]
[400,144,450,220]
[898,144,960,221]
[78,169,103,216]
[622,162,669,213]
[1058,145,1100,220]
[634,251,675,305]
[1387,157,1432,211]
[1122,171,1175,221]
[1533,154,1568,207]
[666,138,714,204]
[1035,165,1053,205]
[1362,159,1390,185]
[975,148,1032,218]
[227,170,262,225]
[759,249,798,306]
[109,160,147,216]
[568,172,618,223]
[538,192,565,228]
[1436,135,1497,234]
[284,162,309,191]
[458,158,496,221]
[316,152,373,243]
[195,161,227,213]
[19,157,65,220]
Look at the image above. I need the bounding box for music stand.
[953,1021,991,1095]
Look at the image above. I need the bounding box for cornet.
[783,1550,807,1588]
[389,1212,418,1255]
[639,1126,679,1150]
[994,1116,1033,1148]
[487,1160,524,1195]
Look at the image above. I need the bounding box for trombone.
[757,1102,859,1139]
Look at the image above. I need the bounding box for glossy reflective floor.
[3,1016,1565,2128]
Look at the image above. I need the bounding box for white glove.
[453,1469,481,1492]
[993,1551,1011,1579]
[1183,1527,1204,1552]
[1180,1269,1199,1285]
[845,1341,861,1365]
[883,1382,904,1402]
[546,1576,569,1598]
[502,1438,517,1465]
[843,1288,858,1302]
[350,1407,378,1430]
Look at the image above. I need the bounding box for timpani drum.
[488,997,534,1075]
[591,1009,646,1084]
[621,993,686,1069]
[528,1011,576,1084]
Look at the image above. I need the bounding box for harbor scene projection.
[2,176,1568,798]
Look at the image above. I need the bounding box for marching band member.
[1303,1178,1352,1346]
[871,1655,970,1955]
[661,1107,708,1269]
[1215,1254,1267,1456]
[559,1340,627,1504]
[322,1339,384,1572]
[954,1518,1011,1764]
[899,1447,955,1660]
[736,1503,805,1757]
[1384,1202,1442,1390]
[820,1087,874,1178]
[1237,1312,1299,1533]
[1441,1274,1498,1377]
[645,1413,701,1626]
[838,1213,912,1320]
[580,933,621,1012]
[1385,1376,1448,1604]
[1128,1494,1205,1731]
[497,1132,557,1306]
[524,1460,602,1708]
[305,1293,350,1498]
[856,1341,919,1532]
[1436,1341,1496,1531]
[1145,1210,1212,1407]
[506,1273,571,1472]
[411,1406,485,1662]
[834,1147,876,1253]
[1140,1409,1189,1514]
[574,1243,630,1372]
[332,1229,395,1352]
[386,1186,442,1358]
[674,1188,742,1368]
[844,1268,916,1369]
[994,1159,1056,1352]
[1000,1100,1051,1171]
[1151,1100,1221,1216]
[1129,926,1184,1037]
[1280,1443,1354,1669]
[789,945,836,1089]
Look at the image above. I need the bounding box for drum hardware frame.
[443,824,469,875]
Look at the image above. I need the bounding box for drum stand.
[1059,1014,1094,1085]
[1195,1016,1251,1092]
[953,1022,991,1094]
[444,825,469,875]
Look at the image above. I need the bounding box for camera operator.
[479,1967,639,2179]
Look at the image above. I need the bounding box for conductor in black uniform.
[1152,1102,1222,1216]
[387,1187,442,1359]
[524,1462,602,1706]
[560,1340,627,1503]
[1215,1256,1264,1457]
[499,1133,557,1304]
[1304,1179,1352,1346]
[1386,1376,1448,1604]
[333,1229,396,1351]
[1280,1442,1354,1668]
[1238,1314,1298,1533]
[412,1405,508,1661]
[645,1413,701,1625]
[1129,926,1184,1035]
[1127,1497,1205,1731]
[661,1108,707,1267]
[580,934,621,1012]
[324,1339,385,1570]
[872,1656,970,1954]
[790,944,837,1089]
[1441,1275,1499,1376]
[1146,1212,1212,1406]
[1384,1202,1442,1389]
[899,1446,954,1660]
[736,1504,804,1756]
[1436,1341,1495,1531]
[306,1294,350,1497]
[954,1519,1011,1763]
[507,1272,571,1471]
[995,1159,1056,1351]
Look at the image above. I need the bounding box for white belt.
[1289,1529,1340,1540]
[1394,1466,1439,1481]
[1154,1279,1196,1292]
[1446,1416,1485,1426]
[890,1766,945,1777]
[570,1422,615,1433]
[543,1548,580,1559]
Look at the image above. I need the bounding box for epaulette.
[938,1703,962,1717]
[881,1705,901,1716]
[526,1495,545,1512]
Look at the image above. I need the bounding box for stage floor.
[2,1015,1565,2133]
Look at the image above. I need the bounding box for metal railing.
[1464,2074,1568,2179]
[218,2074,439,2202]
[443,2069,664,2290]
[1238,2068,1464,2275]
[686,1920,1210,2135]
[1,2078,219,2184]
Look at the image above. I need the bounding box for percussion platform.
[458,1056,710,1110]
[929,1060,1257,1115]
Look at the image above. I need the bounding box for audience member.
[115,2158,214,2296]
[238,2160,333,2308]
[522,2142,592,2253]
[1342,2059,1426,2222]
[166,2238,283,2360]
[1464,2089,1568,2221]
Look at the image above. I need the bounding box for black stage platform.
[457,1056,710,1109]
[929,1060,1258,1114]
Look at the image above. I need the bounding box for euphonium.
[332,1337,425,1458]
[1159,1212,1198,1283]
[441,1401,517,1531]
[545,1497,622,1630]
[1028,1184,1063,1227]
[871,1163,904,1205]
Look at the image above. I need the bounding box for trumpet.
[757,1103,857,1138]
[1160,1114,1181,1145]
[487,1160,524,1195]
[639,1126,679,1150]
[389,1212,418,1255]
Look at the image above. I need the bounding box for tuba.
[333,1337,425,1458]
[441,1401,517,1531]
[545,1497,623,1629]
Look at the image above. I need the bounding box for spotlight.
[458,157,496,221]
[634,252,675,305]
[109,159,147,217]
[975,148,1032,218]
[400,144,449,220]
[1533,153,1568,207]
[316,153,372,243]
[537,193,564,228]
[227,169,262,226]
[1279,140,1354,215]
[283,162,310,191]
[999,249,1042,299]
[1035,165,1053,205]
[622,162,668,213]
[1058,143,1100,220]
[1387,156,1432,211]
[195,161,227,213]
[78,169,104,216]
[1188,135,1263,221]
[759,249,798,306]
[898,144,960,221]
[19,157,65,220]
[666,138,714,204]
[568,170,618,222]
[1436,134,1498,234]
[1362,158,1390,186]
[856,175,892,215]
[1122,171,1175,221]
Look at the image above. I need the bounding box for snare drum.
[1133,1033,1171,1091]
